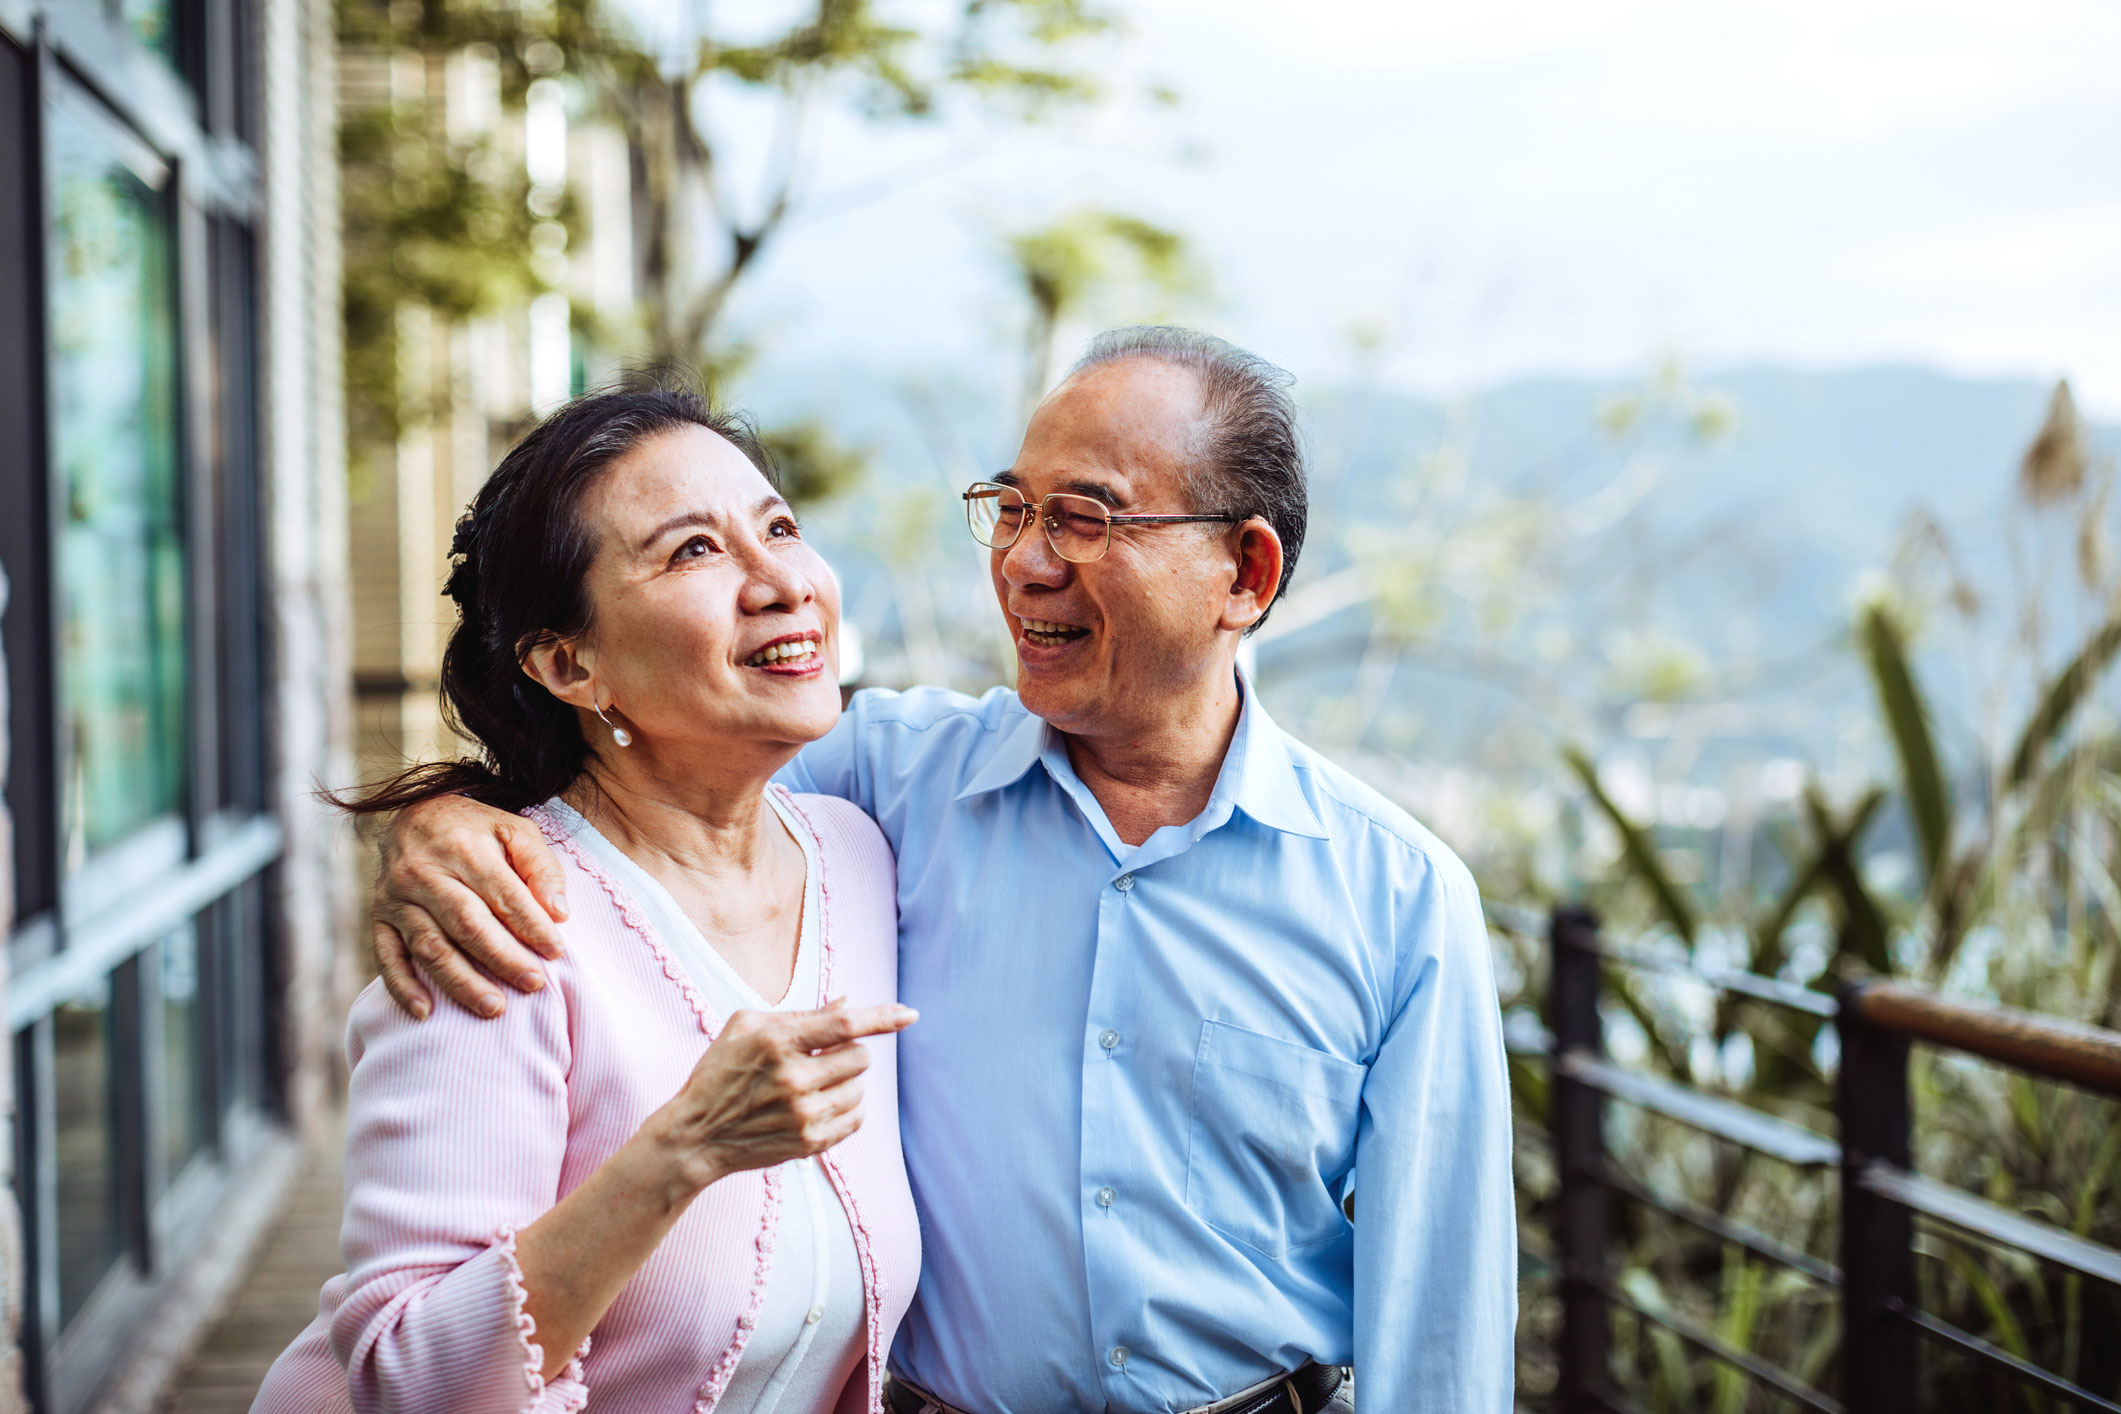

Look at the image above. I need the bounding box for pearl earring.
[595,703,632,748]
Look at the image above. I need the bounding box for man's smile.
[1019,617,1090,648]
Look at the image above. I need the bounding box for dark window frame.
[1,0,283,1406]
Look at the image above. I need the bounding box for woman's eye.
[676,535,714,561]
[768,516,800,539]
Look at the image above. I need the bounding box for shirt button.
[1096,1186,1116,1208]
[805,1305,823,1325]
[1109,1346,1129,1367]
[1115,873,1134,892]
[1099,1029,1120,1051]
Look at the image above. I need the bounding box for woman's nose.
[740,550,815,614]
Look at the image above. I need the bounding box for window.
[46,80,187,873]
[115,0,174,60]
[51,985,116,1330]
[1,0,283,1406]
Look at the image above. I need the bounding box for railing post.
[1838,980,1918,1413]
[1551,905,1609,1413]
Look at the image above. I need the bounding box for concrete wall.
[260,0,356,1135]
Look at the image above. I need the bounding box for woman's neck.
[563,743,810,1011]
[563,749,786,884]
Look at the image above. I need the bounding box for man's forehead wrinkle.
[1008,454,1132,505]
[1015,359,1207,508]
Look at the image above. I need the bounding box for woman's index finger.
[786,1003,918,1050]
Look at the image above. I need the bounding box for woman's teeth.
[745,639,819,667]
[1021,618,1087,645]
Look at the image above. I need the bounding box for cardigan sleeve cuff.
[490,1224,594,1412]
[343,1227,594,1414]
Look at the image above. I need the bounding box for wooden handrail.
[1843,980,2121,1097]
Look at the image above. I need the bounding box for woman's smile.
[741,630,826,675]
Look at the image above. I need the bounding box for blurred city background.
[2,0,2119,1409]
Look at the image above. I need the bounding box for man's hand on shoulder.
[371,795,570,1020]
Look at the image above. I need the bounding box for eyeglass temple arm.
[1105,512,1244,525]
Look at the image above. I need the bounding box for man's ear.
[1221,518,1284,634]
[521,635,598,711]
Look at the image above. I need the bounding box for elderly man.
[368,327,1516,1413]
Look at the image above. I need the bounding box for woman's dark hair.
[334,380,776,816]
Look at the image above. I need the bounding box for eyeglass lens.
[965,485,1112,563]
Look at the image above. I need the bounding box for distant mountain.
[745,358,2118,782]
[1310,366,2090,647]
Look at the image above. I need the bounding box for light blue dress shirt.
[778,676,1515,1413]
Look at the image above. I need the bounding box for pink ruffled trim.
[767,786,838,1003]
[528,805,726,1041]
[818,1152,890,1413]
[774,790,892,1414]
[491,1223,593,1413]
[693,1163,784,1412]
[524,802,803,1414]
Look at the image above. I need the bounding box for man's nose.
[1001,516,1071,587]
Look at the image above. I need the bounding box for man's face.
[990,358,1246,738]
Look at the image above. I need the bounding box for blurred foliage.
[762,417,875,508]
[1251,361,1737,769]
[338,0,562,455]
[584,0,1122,372]
[1006,207,1206,414]
[340,0,1128,505]
[1529,383,2121,1409]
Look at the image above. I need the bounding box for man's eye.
[676,535,714,560]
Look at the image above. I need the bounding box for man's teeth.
[1021,618,1086,641]
[745,639,819,666]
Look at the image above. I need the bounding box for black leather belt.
[885,1363,1345,1414]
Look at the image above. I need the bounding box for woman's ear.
[521,636,599,711]
[1221,518,1285,634]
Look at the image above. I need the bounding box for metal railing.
[1514,904,2121,1413]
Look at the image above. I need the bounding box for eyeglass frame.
[961,479,1243,563]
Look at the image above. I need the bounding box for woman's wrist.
[629,1106,723,1214]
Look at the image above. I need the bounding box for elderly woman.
[255,386,918,1414]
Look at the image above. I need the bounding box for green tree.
[339,0,1131,502]
[576,0,1123,369]
[337,0,567,457]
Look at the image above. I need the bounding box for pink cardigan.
[254,790,920,1414]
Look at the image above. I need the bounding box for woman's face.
[551,423,844,763]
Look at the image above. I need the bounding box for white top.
[546,793,867,1414]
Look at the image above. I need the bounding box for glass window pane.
[159,924,205,1183]
[46,89,187,865]
[54,985,119,1328]
[116,0,176,60]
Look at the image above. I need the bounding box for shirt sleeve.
[322,981,592,1414]
[775,688,873,810]
[1352,852,1517,1410]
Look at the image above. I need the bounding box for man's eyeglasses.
[962,481,1240,564]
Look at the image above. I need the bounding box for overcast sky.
[669,0,2121,415]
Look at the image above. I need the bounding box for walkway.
[159,1116,344,1413]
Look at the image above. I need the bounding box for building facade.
[342,39,627,783]
[0,0,351,1404]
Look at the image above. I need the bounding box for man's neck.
[1061,670,1244,848]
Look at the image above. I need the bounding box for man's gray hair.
[1070,326,1306,631]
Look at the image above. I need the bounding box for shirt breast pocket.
[1184,1020,1365,1260]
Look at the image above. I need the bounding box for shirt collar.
[954,700,1051,800]
[953,672,1330,841]
[1213,673,1330,840]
